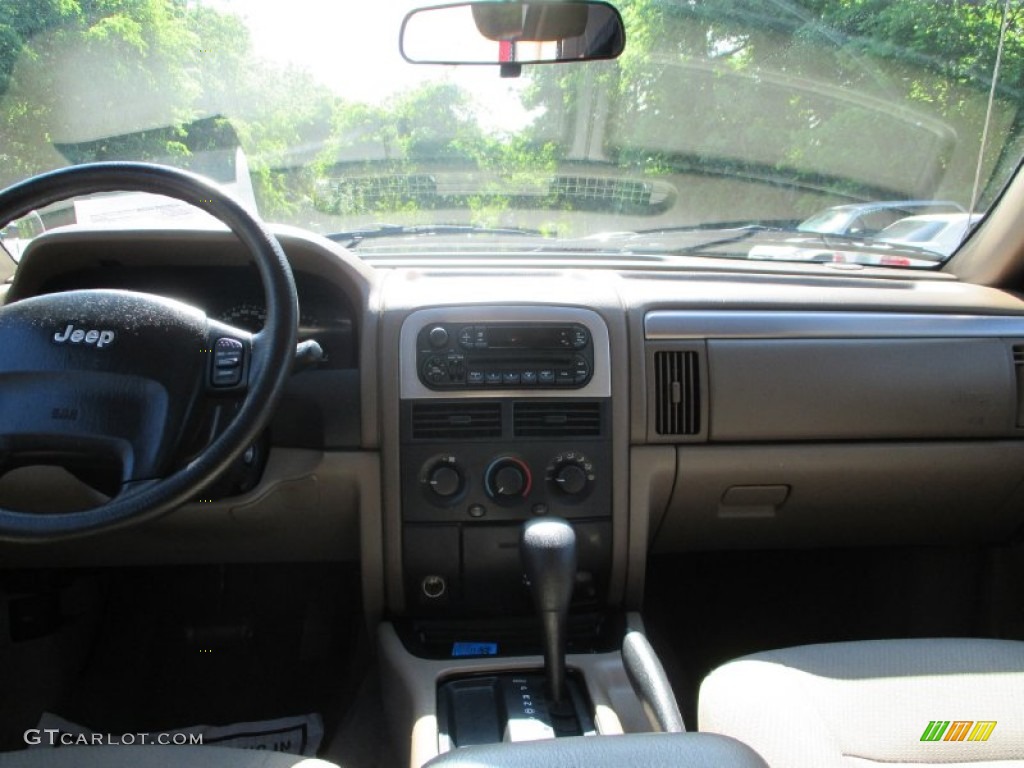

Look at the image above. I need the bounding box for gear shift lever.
[521,517,577,705]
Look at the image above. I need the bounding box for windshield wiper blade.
[612,224,778,255]
[327,223,546,247]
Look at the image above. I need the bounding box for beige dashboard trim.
[645,310,1024,339]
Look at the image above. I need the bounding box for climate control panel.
[400,399,610,524]
[406,444,606,523]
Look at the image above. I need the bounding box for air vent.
[411,403,502,440]
[653,350,700,436]
[513,402,602,437]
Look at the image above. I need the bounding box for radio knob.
[554,464,588,495]
[485,457,532,501]
[428,326,449,348]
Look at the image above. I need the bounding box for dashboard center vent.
[411,403,502,440]
[513,402,602,437]
[653,350,700,436]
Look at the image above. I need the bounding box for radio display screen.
[485,326,565,349]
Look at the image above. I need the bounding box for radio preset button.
[467,370,484,385]
[521,371,538,385]
[538,370,555,385]
[502,372,521,385]
[485,371,502,385]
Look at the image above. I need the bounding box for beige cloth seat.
[698,638,1024,767]
[0,746,339,768]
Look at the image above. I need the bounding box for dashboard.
[5,224,1024,626]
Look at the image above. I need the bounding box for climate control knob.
[547,453,595,499]
[429,465,462,497]
[553,464,588,495]
[484,457,532,501]
[421,455,464,502]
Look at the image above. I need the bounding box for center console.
[384,305,716,767]
[398,307,613,622]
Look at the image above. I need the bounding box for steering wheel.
[0,162,298,541]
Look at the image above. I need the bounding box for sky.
[203,0,538,132]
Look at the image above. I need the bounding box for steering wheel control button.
[211,337,245,387]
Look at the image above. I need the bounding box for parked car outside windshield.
[875,213,987,258]
[0,0,1021,267]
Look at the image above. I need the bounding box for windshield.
[1,0,1022,267]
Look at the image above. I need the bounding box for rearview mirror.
[400,1,625,66]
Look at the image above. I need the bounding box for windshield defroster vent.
[411,403,502,440]
[549,176,675,214]
[652,349,701,437]
[513,402,602,438]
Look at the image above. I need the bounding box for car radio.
[416,323,594,390]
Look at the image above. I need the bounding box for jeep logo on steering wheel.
[53,324,116,348]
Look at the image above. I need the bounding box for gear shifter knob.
[521,517,576,704]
